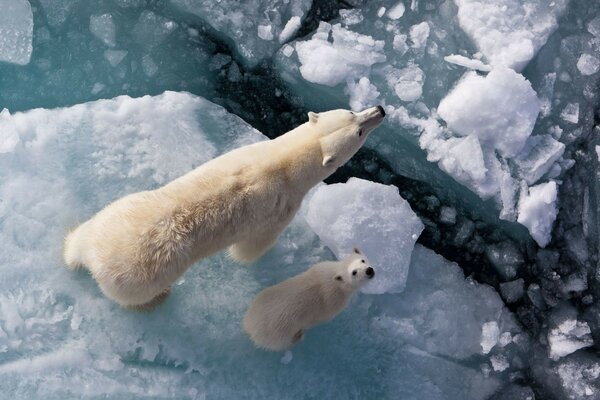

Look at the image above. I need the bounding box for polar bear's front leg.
[228,228,283,263]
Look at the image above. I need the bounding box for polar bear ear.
[322,155,335,167]
[308,111,319,124]
[353,247,362,255]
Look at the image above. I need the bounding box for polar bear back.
[243,262,350,351]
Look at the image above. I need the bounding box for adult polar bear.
[64,106,386,309]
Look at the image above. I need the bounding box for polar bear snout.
[366,267,374,278]
[376,105,385,117]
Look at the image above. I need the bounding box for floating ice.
[169,0,312,67]
[305,178,424,294]
[386,2,406,20]
[438,68,540,159]
[577,54,600,76]
[0,0,33,65]
[444,55,492,72]
[513,135,565,185]
[452,0,568,71]
[90,14,117,48]
[481,321,500,354]
[374,245,525,362]
[295,22,386,87]
[549,319,594,360]
[517,181,558,247]
[499,279,525,304]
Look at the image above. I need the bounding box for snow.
[517,181,558,247]
[305,178,424,294]
[452,0,568,71]
[295,22,386,87]
[0,0,33,65]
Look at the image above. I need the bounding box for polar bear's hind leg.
[63,226,85,270]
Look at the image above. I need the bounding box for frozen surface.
[0,92,524,398]
[169,0,312,67]
[452,0,568,71]
[305,178,424,294]
[0,0,33,65]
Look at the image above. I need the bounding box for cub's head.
[308,106,385,170]
[334,247,375,292]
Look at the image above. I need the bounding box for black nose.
[366,267,374,278]
[376,105,385,117]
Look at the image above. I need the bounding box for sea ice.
[90,14,117,48]
[517,181,558,247]
[295,22,386,87]
[169,0,312,67]
[305,178,424,294]
[549,318,594,360]
[437,68,540,159]
[452,0,568,71]
[0,0,33,65]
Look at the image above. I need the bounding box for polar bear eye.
[352,270,357,276]
[358,129,363,137]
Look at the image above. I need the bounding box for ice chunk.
[279,16,301,43]
[346,77,381,111]
[305,178,424,294]
[0,0,33,65]
[452,0,568,71]
[577,54,600,76]
[38,0,79,27]
[557,357,600,398]
[481,321,500,354]
[103,50,127,67]
[444,55,492,72]
[438,68,540,158]
[499,279,525,304]
[440,206,457,224]
[549,319,594,360]
[560,103,579,124]
[169,0,312,67]
[374,245,525,361]
[485,242,524,279]
[0,109,19,153]
[513,135,565,185]
[295,22,386,87]
[90,14,117,48]
[517,181,558,247]
[387,2,406,19]
[258,25,273,41]
[387,64,425,102]
[132,11,178,49]
[409,22,430,49]
[490,354,509,372]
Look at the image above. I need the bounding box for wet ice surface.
[1,0,600,398]
[0,92,521,398]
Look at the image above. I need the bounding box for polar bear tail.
[63,224,86,270]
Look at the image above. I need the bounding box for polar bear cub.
[64,107,385,309]
[243,248,374,351]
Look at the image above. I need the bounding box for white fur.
[243,250,374,351]
[63,107,385,308]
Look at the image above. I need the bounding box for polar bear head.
[309,106,385,169]
[334,248,375,291]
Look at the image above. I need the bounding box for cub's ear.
[334,275,343,282]
[353,247,362,255]
[308,111,319,124]
[322,155,335,167]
